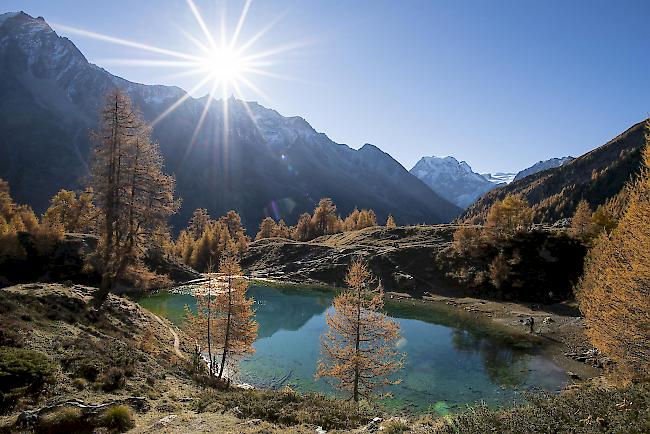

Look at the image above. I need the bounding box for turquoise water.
[139,285,567,413]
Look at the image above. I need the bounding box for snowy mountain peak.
[481,172,516,184]
[410,155,501,208]
[513,156,574,182]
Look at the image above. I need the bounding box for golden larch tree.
[292,212,313,241]
[484,194,533,241]
[43,188,96,233]
[385,214,397,228]
[577,137,650,379]
[317,259,404,403]
[255,217,277,240]
[89,89,179,305]
[214,253,258,380]
[274,219,290,238]
[311,198,339,237]
[569,199,595,242]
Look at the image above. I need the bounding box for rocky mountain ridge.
[0,11,461,232]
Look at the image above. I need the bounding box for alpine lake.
[138,283,567,415]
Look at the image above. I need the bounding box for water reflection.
[248,286,330,338]
[138,285,567,413]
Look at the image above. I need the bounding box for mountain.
[410,156,500,208]
[513,156,574,182]
[461,121,647,224]
[0,11,461,232]
[481,172,516,185]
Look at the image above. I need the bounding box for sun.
[52,0,311,150]
[200,46,246,82]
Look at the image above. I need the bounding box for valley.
[0,4,649,434]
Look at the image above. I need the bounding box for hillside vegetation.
[461,120,646,224]
[243,224,585,302]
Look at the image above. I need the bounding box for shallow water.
[139,285,567,413]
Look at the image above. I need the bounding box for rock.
[543,316,554,324]
[315,426,326,434]
[155,415,177,427]
[567,371,581,380]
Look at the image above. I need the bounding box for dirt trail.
[151,312,185,360]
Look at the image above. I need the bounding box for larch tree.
[184,261,218,375]
[569,199,595,242]
[576,138,650,380]
[274,219,290,238]
[43,188,96,233]
[344,208,361,231]
[484,194,533,242]
[214,252,258,380]
[189,208,211,239]
[89,89,179,305]
[311,198,338,237]
[317,259,404,403]
[385,214,397,228]
[255,217,277,240]
[292,212,313,241]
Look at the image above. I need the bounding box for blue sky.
[4,0,650,173]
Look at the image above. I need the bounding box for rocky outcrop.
[243,225,586,302]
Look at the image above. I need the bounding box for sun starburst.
[53,0,308,146]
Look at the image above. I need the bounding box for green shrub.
[195,387,371,430]
[0,346,54,393]
[100,405,135,432]
[0,346,54,409]
[36,406,90,434]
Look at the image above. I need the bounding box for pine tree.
[577,137,650,379]
[317,259,404,403]
[385,214,397,228]
[215,253,258,380]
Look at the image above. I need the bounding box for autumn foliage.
[174,209,250,272]
[254,198,382,242]
[317,260,403,403]
[184,253,257,381]
[89,89,179,302]
[577,137,650,380]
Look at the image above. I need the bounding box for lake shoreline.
[244,275,604,383]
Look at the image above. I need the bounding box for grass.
[423,381,650,433]
[0,346,54,410]
[100,405,135,432]
[36,406,88,434]
[194,386,372,430]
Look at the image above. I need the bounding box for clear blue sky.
[4,0,650,173]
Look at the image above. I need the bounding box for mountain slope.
[0,12,461,231]
[461,120,647,223]
[513,156,574,182]
[410,156,500,208]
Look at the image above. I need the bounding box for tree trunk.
[353,286,361,403]
[218,275,233,380]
